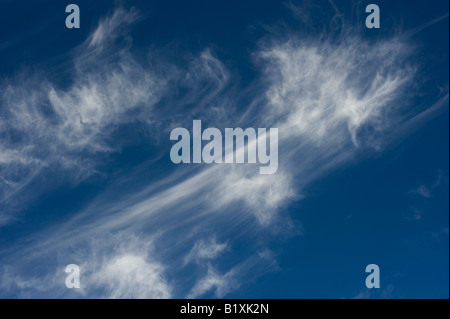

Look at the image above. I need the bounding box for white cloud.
[0,7,166,221]
[92,253,171,299]
[0,231,172,298]
[214,168,296,225]
[187,265,238,298]
[184,237,228,265]
[411,185,432,198]
[88,7,141,47]
[353,289,372,299]
[409,170,447,198]
[410,207,422,221]
[260,37,413,148]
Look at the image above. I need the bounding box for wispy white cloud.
[93,253,171,298]
[0,7,166,222]
[409,169,447,198]
[404,13,449,38]
[0,232,172,298]
[187,264,238,298]
[352,284,397,299]
[411,185,432,198]
[408,207,422,221]
[88,7,142,47]
[184,237,228,265]
[352,289,372,299]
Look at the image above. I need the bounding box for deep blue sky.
[0,0,448,298]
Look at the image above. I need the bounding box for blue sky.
[0,0,448,298]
